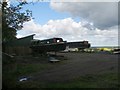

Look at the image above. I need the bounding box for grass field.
[2,52,119,88]
[16,73,118,88]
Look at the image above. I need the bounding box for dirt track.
[30,52,118,83]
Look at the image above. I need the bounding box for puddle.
[49,57,60,62]
[19,76,32,82]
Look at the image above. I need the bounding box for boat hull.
[30,42,66,53]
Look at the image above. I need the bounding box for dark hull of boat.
[30,43,66,53]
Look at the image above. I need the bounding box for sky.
[14,1,118,46]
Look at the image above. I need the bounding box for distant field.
[2,52,119,88]
[91,46,119,48]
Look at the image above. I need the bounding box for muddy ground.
[3,52,119,88]
[28,52,118,83]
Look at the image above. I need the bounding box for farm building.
[3,34,35,55]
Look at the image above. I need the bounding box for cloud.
[17,18,118,46]
[50,2,118,30]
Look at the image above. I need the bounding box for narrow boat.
[30,38,66,53]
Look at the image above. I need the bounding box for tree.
[1,1,32,41]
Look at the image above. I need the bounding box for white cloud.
[51,0,119,2]
[17,18,118,46]
[50,2,118,30]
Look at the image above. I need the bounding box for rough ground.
[29,52,118,83]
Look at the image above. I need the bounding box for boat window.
[47,41,50,44]
[53,39,56,43]
[59,38,63,42]
[42,42,45,44]
[83,41,88,44]
[57,40,60,42]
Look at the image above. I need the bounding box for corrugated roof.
[5,34,35,47]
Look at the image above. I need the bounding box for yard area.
[2,52,119,88]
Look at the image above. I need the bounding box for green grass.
[7,72,117,88]
[3,62,53,88]
[15,72,119,88]
[2,55,67,88]
[3,56,119,88]
[40,73,119,88]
